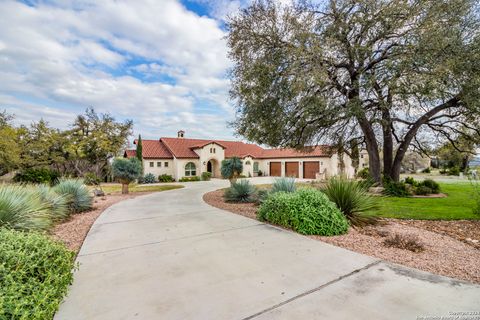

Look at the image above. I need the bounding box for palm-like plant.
[221,157,243,184]
[53,179,93,213]
[0,185,52,231]
[224,179,257,203]
[321,176,378,227]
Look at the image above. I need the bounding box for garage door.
[269,162,281,177]
[303,161,319,179]
[285,162,299,178]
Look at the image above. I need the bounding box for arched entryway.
[206,159,220,178]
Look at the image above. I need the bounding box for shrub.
[271,177,296,193]
[0,185,52,231]
[142,173,156,184]
[224,180,257,203]
[158,174,174,183]
[0,229,75,319]
[256,189,270,204]
[201,172,212,181]
[414,186,432,195]
[258,188,349,236]
[13,168,60,185]
[321,177,378,227]
[83,172,101,186]
[422,167,431,173]
[112,157,142,194]
[257,170,263,176]
[36,184,69,222]
[383,179,411,197]
[356,167,370,179]
[53,179,93,213]
[383,233,425,252]
[419,179,440,194]
[179,176,201,182]
[404,176,417,186]
[448,166,460,176]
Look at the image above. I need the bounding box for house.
[124,130,356,181]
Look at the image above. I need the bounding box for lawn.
[369,182,479,220]
[100,183,184,194]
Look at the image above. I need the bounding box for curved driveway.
[56,178,480,320]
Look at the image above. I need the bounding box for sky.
[0,0,255,140]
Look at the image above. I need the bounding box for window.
[253,162,259,173]
[157,162,162,167]
[210,147,216,154]
[213,148,216,153]
[149,162,154,167]
[164,162,169,167]
[245,160,251,165]
[185,162,196,176]
[361,154,364,159]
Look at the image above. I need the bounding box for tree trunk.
[357,116,382,183]
[122,183,129,194]
[382,110,394,179]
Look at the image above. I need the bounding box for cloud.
[0,0,235,140]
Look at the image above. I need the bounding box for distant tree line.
[0,108,133,180]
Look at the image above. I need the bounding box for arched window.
[185,162,196,176]
[245,160,251,165]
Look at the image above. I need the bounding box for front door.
[207,161,213,174]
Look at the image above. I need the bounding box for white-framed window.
[164,162,169,167]
[149,162,154,167]
[253,162,259,173]
[185,162,196,176]
[157,162,162,167]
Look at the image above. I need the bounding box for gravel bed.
[51,192,151,252]
[203,189,480,284]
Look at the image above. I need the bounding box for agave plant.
[0,185,52,231]
[271,177,296,193]
[224,179,257,203]
[321,176,378,227]
[53,179,93,213]
[36,184,70,222]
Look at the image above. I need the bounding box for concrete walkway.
[56,178,480,320]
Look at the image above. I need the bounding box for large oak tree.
[227,0,480,182]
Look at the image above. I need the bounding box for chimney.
[177,130,185,138]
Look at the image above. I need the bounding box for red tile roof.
[124,150,136,158]
[124,137,332,159]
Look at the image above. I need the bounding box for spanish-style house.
[124,130,362,181]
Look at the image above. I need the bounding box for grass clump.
[224,179,257,203]
[36,184,70,222]
[53,179,93,213]
[0,185,52,231]
[383,233,425,253]
[322,177,378,227]
[258,188,349,236]
[271,177,296,193]
[0,229,75,319]
[158,174,174,182]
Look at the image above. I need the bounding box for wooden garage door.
[269,162,281,177]
[303,161,319,179]
[285,162,299,178]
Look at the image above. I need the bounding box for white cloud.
[0,0,236,140]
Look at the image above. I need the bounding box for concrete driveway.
[56,178,480,320]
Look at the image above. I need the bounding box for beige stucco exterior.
[143,159,174,177]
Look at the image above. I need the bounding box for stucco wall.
[174,158,201,180]
[196,143,224,178]
[143,159,174,178]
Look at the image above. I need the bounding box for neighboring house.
[124,131,356,181]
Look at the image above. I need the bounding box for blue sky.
[0,0,252,141]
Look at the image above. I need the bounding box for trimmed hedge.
[0,229,75,319]
[258,188,349,236]
[179,176,201,182]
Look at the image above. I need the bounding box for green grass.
[100,184,184,194]
[369,183,479,220]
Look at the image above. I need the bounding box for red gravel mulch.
[203,189,480,284]
[51,192,152,253]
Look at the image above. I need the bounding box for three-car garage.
[268,161,320,179]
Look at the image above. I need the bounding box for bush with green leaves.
[356,167,370,179]
[414,185,432,195]
[201,172,212,181]
[224,179,257,203]
[179,176,201,182]
[158,174,174,183]
[448,166,461,176]
[322,177,378,227]
[418,179,440,194]
[0,185,52,231]
[13,168,60,185]
[0,229,75,320]
[258,188,349,236]
[53,179,93,213]
[383,178,411,197]
[142,173,156,184]
[271,177,296,193]
[83,172,101,186]
[422,167,431,173]
[404,176,417,186]
[112,157,142,194]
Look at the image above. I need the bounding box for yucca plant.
[321,176,378,227]
[224,179,257,203]
[53,179,93,213]
[271,177,296,193]
[0,185,52,231]
[221,157,243,184]
[36,184,70,222]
